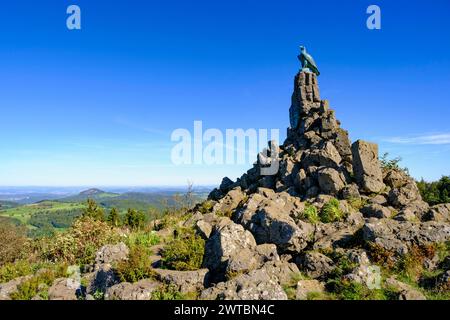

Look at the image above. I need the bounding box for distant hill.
[0,200,20,210]
[59,189,207,212]
[60,189,119,202]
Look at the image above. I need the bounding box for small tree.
[0,223,27,266]
[124,209,146,230]
[82,199,105,221]
[107,208,120,227]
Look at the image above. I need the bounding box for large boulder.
[105,279,159,300]
[200,268,288,300]
[352,140,385,193]
[385,277,426,300]
[317,167,346,195]
[212,187,246,217]
[312,213,364,250]
[361,204,393,219]
[88,242,130,294]
[362,219,450,256]
[242,200,313,252]
[203,219,259,279]
[94,242,129,269]
[48,278,81,300]
[153,269,209,294]
[425,204,450,222]
[296,252,334,279]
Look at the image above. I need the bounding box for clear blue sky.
[1,0,449,187]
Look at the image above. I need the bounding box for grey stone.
[105,279,159,300]
[153,269,209,294]
[296,252,334,279]
[352,140,385,193]
[317,167,345,195]
[361,204,393,219]
[296,280,326,300]
[48,278,80,300]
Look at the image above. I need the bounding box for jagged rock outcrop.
[196,69,450,300]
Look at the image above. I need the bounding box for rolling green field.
[0,188,208,238]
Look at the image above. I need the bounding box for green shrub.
[320,198,344,223]
[10,264,67,300]
[151,284,186,300]
[124,209,147,230]
[198,200,214,214]
[107,208,121,227]
[0,260,34,283]
[0,223,27,266]
[37,217,120,265]
[115,245,155,283]
[347,197,367,211]
[380,152,408,174]
[126,230,160,248]
[301,204,319,224]
[161,228,205,271]
[82,199,105,221]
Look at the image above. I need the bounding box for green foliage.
[161,228,205,271]
[82,199,105,221]
[301,204,319,224]
[347,197,367,211]
[417,176,450,206]
[36,217,120,265]
[0,260,35,283]
[151,284,186,300]
[0,222,27,266]
[329,280,394,300]
[126,230,161,248]
[107,208,121,227]
[320,198,344,223]
[197,200,215,214]
[380,152,408,173]
[124,209,147,230]
[10,265,67,300]
[115,245,155,283]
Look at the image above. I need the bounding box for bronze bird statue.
[298,46,320,76]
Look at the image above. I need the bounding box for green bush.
[198,200,214,214]
[126,230,160,248]
[115,245,155,283]
[320,198,344,223]
[10,264,67,300]
[82,199,105,221]
[36,217,120,265]
[301,204,319,224]
[380,152,408,174]
[0,223,27,266]
[107,208,121,227]
[124,209,147,230]
[161,228,205,271]
[151,284,186,300]
[0,260,35,283]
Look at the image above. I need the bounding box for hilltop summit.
[188,70,450,299]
